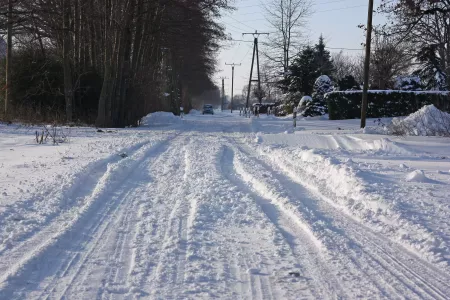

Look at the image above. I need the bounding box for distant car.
[202,104,214,115]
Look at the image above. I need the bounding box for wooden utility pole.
[243,31,269,109]
[361,0,374,128]
[5,0,13,118]
[219,76,228,111]
[225,63,240,113]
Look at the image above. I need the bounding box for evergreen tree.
[314,35,334,77]
[414,45,448,91]
[305,75,333,116]
[286,46,319,96]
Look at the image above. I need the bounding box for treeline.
[0,0,229,127]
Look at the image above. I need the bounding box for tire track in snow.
[0,135,176,299]
[246,140,450,299]
[93,139,184,300]
[272,152,450,299]
[0,137,154,257]
[221,145,345,299]
[182,138,272,300]
[122,137,189,298]
[139,137,193,299]
[0,138,155,290]
[229,140,411,298]
[48,136,180,300]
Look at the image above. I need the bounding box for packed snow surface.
[0,112,450,299]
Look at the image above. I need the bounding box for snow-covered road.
[0,113,449,299]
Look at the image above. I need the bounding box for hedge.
[325,90,450,120]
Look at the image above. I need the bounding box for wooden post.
[361,0,374,128]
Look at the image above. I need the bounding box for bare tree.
[263,0,312,76]
[332,51,360,82]
[370,34,412,89]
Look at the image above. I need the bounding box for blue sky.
[216,0,385,94]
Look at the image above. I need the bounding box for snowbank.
[389,105,450,136]
[256,144,449,267]
[140,112,181,126]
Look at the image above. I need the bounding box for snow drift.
[140,112,181,126]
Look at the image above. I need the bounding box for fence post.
[293,107,297,127]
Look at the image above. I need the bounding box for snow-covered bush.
[274,103,288,116]
[277,92,299,115]
[302,75,333,117]
[388,105,450,136]
[297,95,312,116]
[394,75,422,91]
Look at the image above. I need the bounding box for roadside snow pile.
[141,112,181,126]
[189,109,200,115]
[389,105,450,136]
[258,146,388,220]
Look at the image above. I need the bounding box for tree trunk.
[5,0,13,118]
[63,0,74,122]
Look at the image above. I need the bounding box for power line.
[326,47,363,51]
[227,15,257,31]
[227,39,254,43]
[228,4,369,24]
[221,21,248,33]
[316,4,367,13]
[234,0,356,10]
[239,45,253,63]
[230,42,243,60]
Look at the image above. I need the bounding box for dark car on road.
[202,104,214,115]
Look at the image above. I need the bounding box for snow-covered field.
[0,111,449,299]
